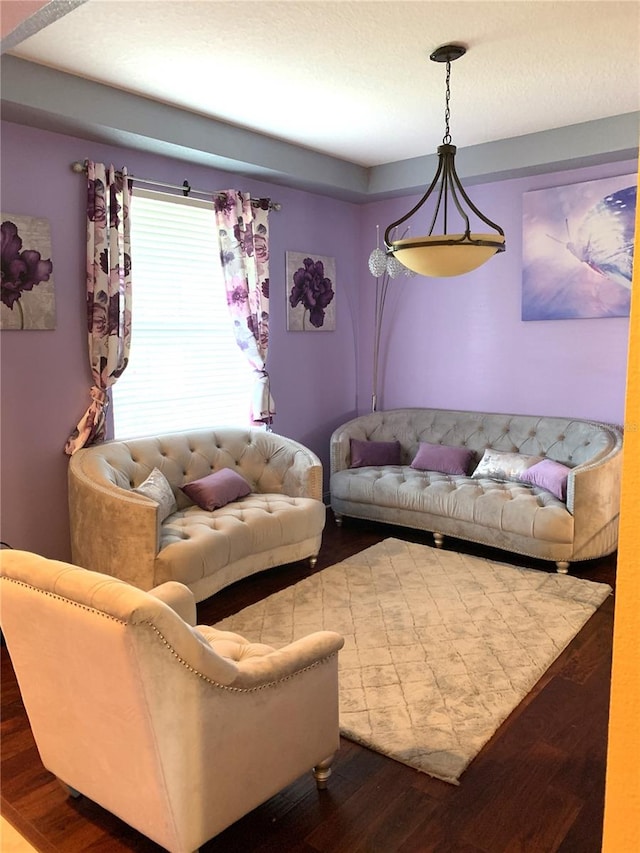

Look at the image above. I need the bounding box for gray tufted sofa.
[68,428,325,602]
[330,408,623,573]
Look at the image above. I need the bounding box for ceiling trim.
[0,0,89,53]
[1,55,638,203]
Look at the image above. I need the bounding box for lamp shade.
[388,233,506,278]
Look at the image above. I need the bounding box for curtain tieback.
[89,385,108,408]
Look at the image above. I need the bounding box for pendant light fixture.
[384,44,506,278]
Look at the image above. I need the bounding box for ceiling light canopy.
[385,44,506,278]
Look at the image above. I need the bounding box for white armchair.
[0,550,344,853]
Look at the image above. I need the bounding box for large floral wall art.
[522,174,636,320]
[286,251,336,331]
[1,213,56,330]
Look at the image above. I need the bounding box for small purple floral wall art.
[286,252,336,331]
[1,213,56,330]
[522,174,636,321]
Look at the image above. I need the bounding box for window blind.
[112,190,255,439]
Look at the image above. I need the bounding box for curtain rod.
[70,161,281,211]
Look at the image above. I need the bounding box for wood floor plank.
[1,516,615,852]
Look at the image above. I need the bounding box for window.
[112,190,255,439]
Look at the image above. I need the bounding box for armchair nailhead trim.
[1,579,126,623]
[144,620,338,693]
[1,580,337,694]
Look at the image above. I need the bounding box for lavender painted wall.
[0,122,360,559]
[360,158,637,422]
[1,119,635,562]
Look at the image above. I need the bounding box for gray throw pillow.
[133,467,177,522]
[471,449,542,481]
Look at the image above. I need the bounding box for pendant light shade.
[385,44,505,278]
[390,233,505,278]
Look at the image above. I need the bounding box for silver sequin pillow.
[133,467,177,522]
[471,449,542,481]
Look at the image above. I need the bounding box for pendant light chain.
[443,60,452,145]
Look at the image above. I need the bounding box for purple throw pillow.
[410,442,475,476]
[180,468,251,511]
[518,458,571,501]
[350,438,401,468]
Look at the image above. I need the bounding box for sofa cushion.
[181,468,251,511]
[330,467,573,545]
[518,458,571,501]
[133,467,177,522]
[350,438,401,468]
[411,442,475,475]
[471,449,542,481]
[157,494,327,588]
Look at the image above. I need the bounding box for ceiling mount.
[429,43,466,64]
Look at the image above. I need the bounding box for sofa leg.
[313,755,334,790]
[309,554,318,569]
[433,532,444,549]
[333,512,343,527]
[555,561,570,574]
[58,779,82,798]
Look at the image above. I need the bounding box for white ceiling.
[6,0,640,169]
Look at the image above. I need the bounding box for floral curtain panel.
[65,162,132,455]
[213,191,275,425]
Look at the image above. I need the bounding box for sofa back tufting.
[330,408,620,479]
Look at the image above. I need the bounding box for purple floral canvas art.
[286,251,336,331]
[522,174,636,320]
[1,213,56,330]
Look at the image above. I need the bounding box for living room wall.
[1,120,636,561]
[0,121,361,560]
[358,158,637,423]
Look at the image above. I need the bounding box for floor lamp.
[368,226,415,411]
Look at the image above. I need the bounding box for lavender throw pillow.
[410,442,475,476]
[518,458,571,501]
[181,468,251,511]
[350,438,401,468]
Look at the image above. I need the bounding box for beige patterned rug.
[216,538,611,784]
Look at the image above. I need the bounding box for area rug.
[215,538,611,784]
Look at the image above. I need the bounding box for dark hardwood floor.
[1,515,616,853]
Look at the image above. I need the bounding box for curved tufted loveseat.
[330,408,623,573]
[68,428,325,602]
